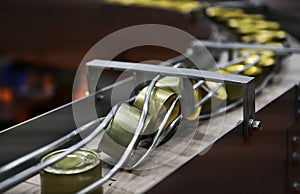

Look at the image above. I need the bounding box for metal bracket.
[86,59,260,137]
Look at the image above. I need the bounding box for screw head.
[249,119,262,131]
[293,136,299,145]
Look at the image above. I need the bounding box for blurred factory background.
[0,0,299,131]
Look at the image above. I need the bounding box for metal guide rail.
[1,2,300,194]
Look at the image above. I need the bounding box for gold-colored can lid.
[225,64,262,76]
[156,76,201,120]
[255,34,274,44]
[42,149,100,175]
[265,41,284,47]
[239,49,275,57]
[244,13,264,20]
[202,81,227,100]
[236,25,257,34]
[243,66,262,76]
[258,56,276,67]
[275,30,286,39]
[227,18,252,28]
[106,0,201,13]
[156,76,181,94]
[205,6,222,17]
[241,34,273,44]
[206,6,244,18]
[255,20,280,30]
[241,35,256,43]
[244,54,261,64]
[257,30,286,38]
[227,19,242,28]
[175,1,201,13]
[241,30,286,43]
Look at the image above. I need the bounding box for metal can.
[241,30,286,43]
[98,103,153,160]
[200,81,227,114]
[155,76,202,120]
[134,86,180,129]
[259,56,276,67]
[239,49,275,58]
[255,20,280,30]
[206,6,244,20]
[223,64,263,103]
[40,149,102,194]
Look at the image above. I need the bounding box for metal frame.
[86,59,258,137]
[192,40,300,54]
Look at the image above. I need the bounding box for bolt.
[293,152,300,164]
[293,136,300,145]
[249,119,262,131]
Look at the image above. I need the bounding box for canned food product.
[225,64,245,74]
[244,54,261,65]
[239,49,275,57]
[156,76,202,120]
[255,20,280,30]
[40,149,102,194]
[265,41,284,47]
[205,6,222,17]
[243,66,262,76]
[206,7,244,19]
[200,81,227,114]
[259,56,276,67]
[223,65,263,102]
[241,30,286,43]
[134,86,180,129]
[236,25,258,34]
[98,103,153,160]
[227,18,253,29]
[216,11,245,21]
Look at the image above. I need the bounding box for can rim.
[41,149,100,175]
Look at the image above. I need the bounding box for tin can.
[223,64,263,103]
[40,149,102,194]
[239,49,276,76]
[241,30,286,43]
[200,81,227,114]
[206,7,244,20]
[155,76,202,120]
[265,41,284,47]
[239,49,275,58]
[259,56,276,67]
[244,54,261,65]
[98,103,153,160]
[134,86,180,129]
[255,20,280,30]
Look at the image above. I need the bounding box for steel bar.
[77,75,160,194]
[194,40,300,54]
